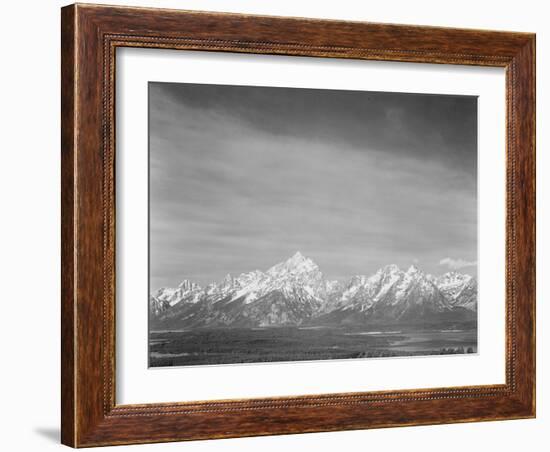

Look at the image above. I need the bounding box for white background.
[0,1,546,451]
[117,49,505,404]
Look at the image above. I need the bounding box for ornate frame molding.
[61,4,535,447]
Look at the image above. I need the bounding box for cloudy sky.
[149,82,477,289]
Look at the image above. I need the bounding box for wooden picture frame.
[61,3,535,447]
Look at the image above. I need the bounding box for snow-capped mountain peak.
[267,251,319,276]
[380,264,401,274]
[291,250,306,261]
[155,279,204,306]
[178,279,201,291]
[436,272,477,310]
[437,271,472,287]
[437,272,472,297]
[228,252,325,306]
[150,257,477,329]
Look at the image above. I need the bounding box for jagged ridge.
[150,252,477,329]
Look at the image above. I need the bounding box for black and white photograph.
[1,0,542,449]
[148,82,478,368]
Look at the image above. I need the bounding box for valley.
[149,252,478,366]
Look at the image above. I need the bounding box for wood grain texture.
[60,5,76,446]
[60,3,536,447]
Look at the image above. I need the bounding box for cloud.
[149,82,477,288]
[439,257,477,270]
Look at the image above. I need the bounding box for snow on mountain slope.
[450,277,478,310]
[150,253,477,329]
[323,264,454,324]
[229,252,326,305]
[154,279,203,306]
[437,272,477,310]
[149,295,170,316]
[437,272,472,299]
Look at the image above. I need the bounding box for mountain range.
[149,252,477,330]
